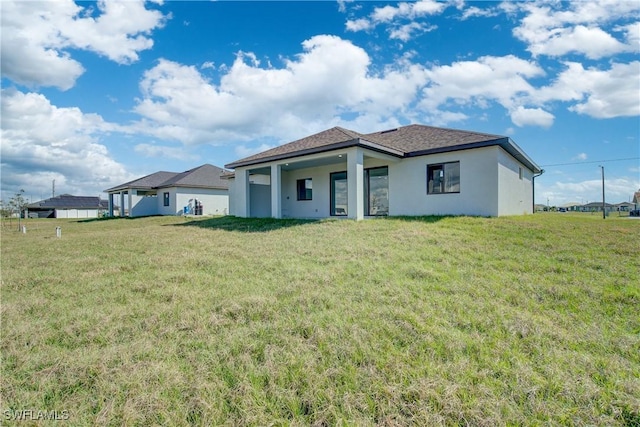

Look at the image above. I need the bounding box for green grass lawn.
[1,214,639,425]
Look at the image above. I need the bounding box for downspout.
[532,169,545,213]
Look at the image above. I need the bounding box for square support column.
[119,192,125,217]
[235,168,251,218]
[108,193,114,217]
[271,164,282,219]
[347,148,364,220]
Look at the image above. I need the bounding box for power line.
[541,157,639,167]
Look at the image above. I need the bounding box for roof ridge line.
[334,126,364,140]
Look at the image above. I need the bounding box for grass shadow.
[77,215,163,223]
[384,215,463,224]
[171,215,320,233]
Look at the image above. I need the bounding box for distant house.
[615,202,634,212]
[561,202,582,212]
[26,195,110,219]
[633,190,640,209]
[224,124,541,219]
[105,164,229,217]
[581,202,614,213]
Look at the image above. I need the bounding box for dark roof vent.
[380,128,398,134]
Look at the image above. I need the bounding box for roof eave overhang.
[502,138,542,174]
[28,206,106,210]
[154,184,228,190]
[406,137,541,174]
[104,185,155,193]
[225,138,404,170]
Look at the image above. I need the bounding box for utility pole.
[52,179,55,198]
[600,166,605,219]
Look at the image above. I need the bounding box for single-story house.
[581,202,614,213]
[615,202,634,212]
[26,194,111,218]
[105,164,229,217]
[224,124,541,219]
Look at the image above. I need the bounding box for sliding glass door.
[330,171,348,216]
[365,166,389,216]
[330,167,389,216]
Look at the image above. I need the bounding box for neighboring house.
[614,202,634,212]
[26,194,110,218]
[224,124,541,219]
[633,190,640,209]
[581,202,614,213]
[562,202,582,212]
[105,164,229,217]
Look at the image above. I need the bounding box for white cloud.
[132,35,430,145]
[0,89,133,200]
[389,22,437,42]
[345,0,448,40]
[135,33,626,141]
[621,22,640,50]
[535,61,640,119]
[423,110,469,127]
[345,18,373,32]
[461,6,499,20]
[512,1,640,59]
[534,25,627,59]
[420,55,545,113]
[573,153,588,161]
[134,143,199,161]
[511,106,555,128]
[0,0,167,90]
[569,62,640,119]
[337,0,355,14]
[235,144,278,159]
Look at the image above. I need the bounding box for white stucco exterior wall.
[226,177,236,216]
[497,147,533,215]
[389,146,499,217]
[228,145,534,218]
[157,187,229,216]
[281,163,337,218]
[129,192,158,217]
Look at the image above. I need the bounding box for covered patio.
[233,147,398,220]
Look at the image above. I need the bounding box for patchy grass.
[1,214,639,425]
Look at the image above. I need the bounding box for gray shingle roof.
[228,127,366,167]
[156,164,229,189]
[27,195,109,209]
[105,164,229,192]
[225,124,540,173]
[362,124,504,155]
[105,171,177,192]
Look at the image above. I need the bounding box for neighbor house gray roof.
[27,195,109,210]
[105,164,229,192]
[225,124,541,173]
[583,202,614,208]
[105,171,177,192]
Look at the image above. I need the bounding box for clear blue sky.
[2,0,639,206]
